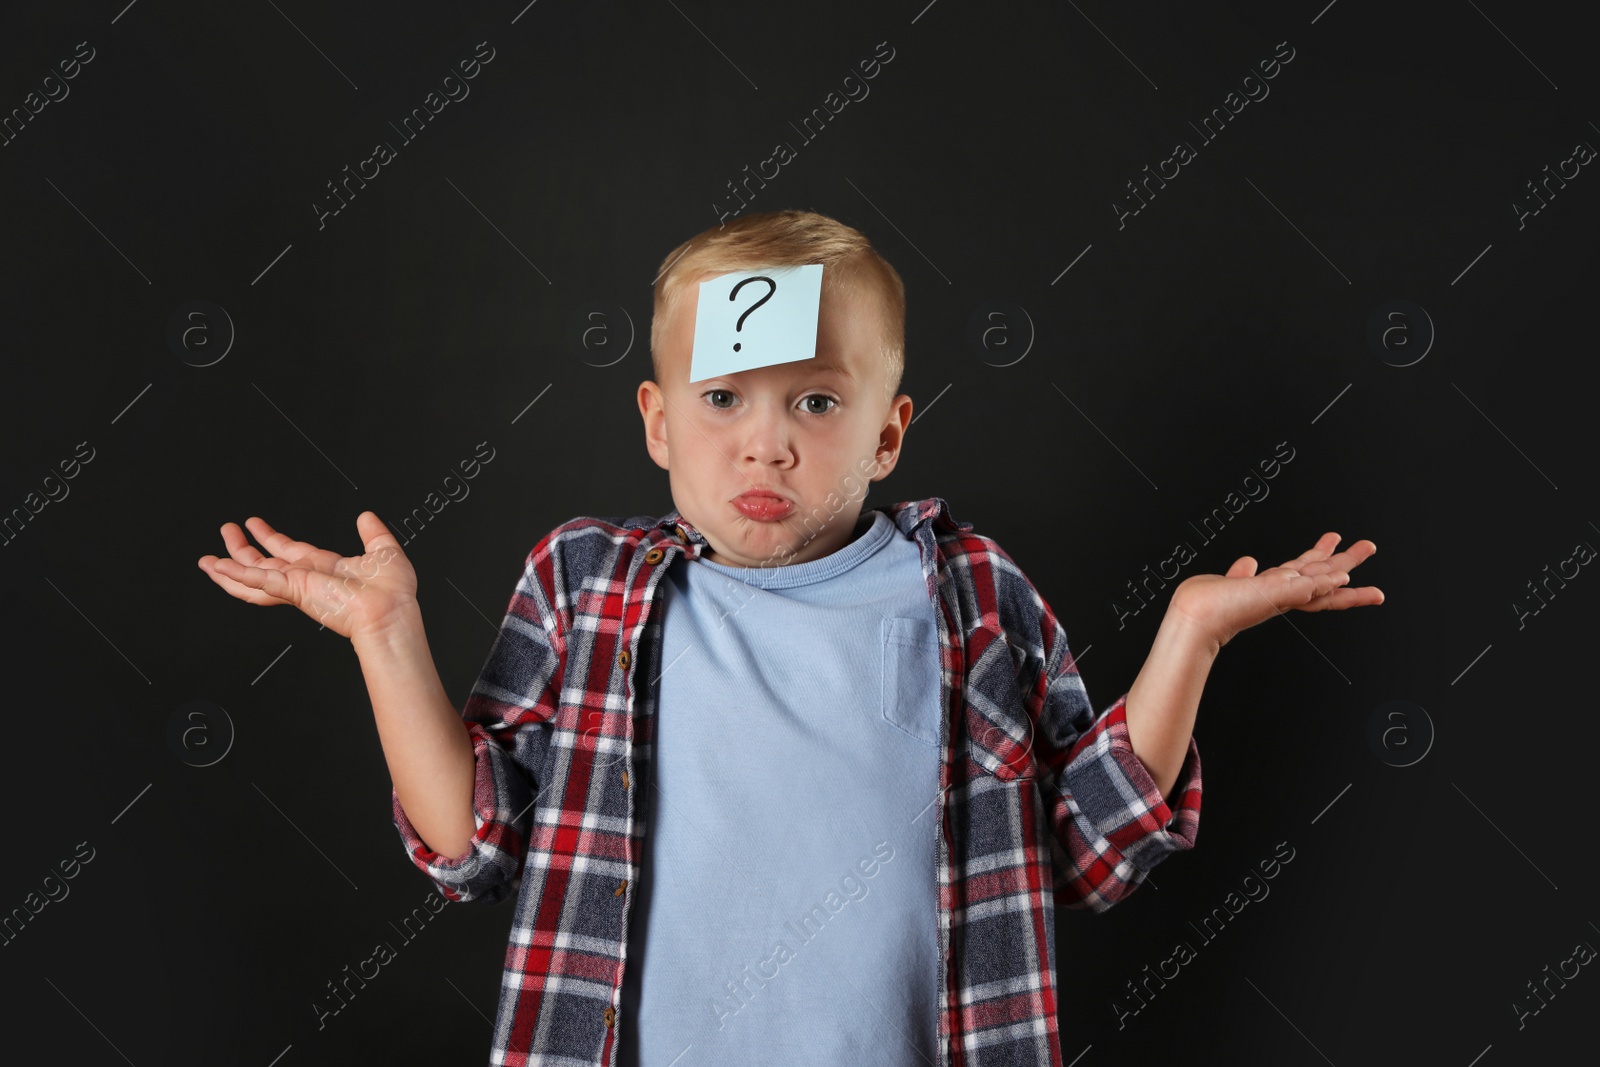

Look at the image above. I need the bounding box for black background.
[2,1,1595,1063]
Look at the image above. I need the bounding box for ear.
[869,393,914,480]
[638,380,670,471]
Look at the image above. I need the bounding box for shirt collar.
[890,495,972,538]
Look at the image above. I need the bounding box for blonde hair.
[650,210,906,405]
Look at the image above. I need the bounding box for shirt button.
[618,649,630,669]
[604,1006,616,1027]
[621,770,629,788]
[614,879,628,896]
[644,548,664,564]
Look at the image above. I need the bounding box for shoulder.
[509,512,674,633]
[899,496,1028,582]
[536,511,658,551]
[892,495,1046,610]
[525,511,674,585]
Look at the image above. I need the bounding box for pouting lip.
[732,489,791,502]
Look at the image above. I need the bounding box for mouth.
[731,490,795,523]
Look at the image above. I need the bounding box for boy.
[198,210,1382,1066]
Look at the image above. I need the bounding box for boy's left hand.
[1169,532,1383,651]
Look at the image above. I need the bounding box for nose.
[740,412,793,466]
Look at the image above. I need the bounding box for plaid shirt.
[392,495,1202,1066]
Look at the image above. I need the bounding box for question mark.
[729,275,777,352]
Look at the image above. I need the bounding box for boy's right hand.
[197,511,418,641]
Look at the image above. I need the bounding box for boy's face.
[638,276,913,569]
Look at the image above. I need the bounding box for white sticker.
[688,264,824,384]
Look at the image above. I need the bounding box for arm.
[967,546,1200,913]
[354,605,477,861]
[197,511,548,904]
[386,548,565,905]
[1126,532,1385,802]
[1051,532,1383,904]
[1123,606,1217,805]
[1024,597,1203,912]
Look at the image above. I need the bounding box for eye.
[703,389,737,410]
[801,394,838,415]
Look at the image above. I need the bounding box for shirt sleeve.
[1019,590,1202,913]
[391,547,564,905]
[1049,690,1200,911]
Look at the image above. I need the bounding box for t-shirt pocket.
[880,615,942,747]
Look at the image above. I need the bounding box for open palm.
[1171,532,1383,650]
[197,511,417,640]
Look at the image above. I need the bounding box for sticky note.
[688,264,824,384]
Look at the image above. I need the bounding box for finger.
[1273,534,1350,575]
[356,511,404,556]
[243,516,322,565]
[1281,568,1348,601]
[1323,539,1378,573]
[209,555,296,601]
[1226,555,1259,579]
[1309,569,1353,595]
[220,522,272,568]
[333,511,409,582]
[1282,532,1342,569]
[1296,584,1385,612]
[198,555,290,606]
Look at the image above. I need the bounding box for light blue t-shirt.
[618,508,942,1066]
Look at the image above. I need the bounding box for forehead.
[660,273,883,383]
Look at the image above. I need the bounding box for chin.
[731,522,803,557]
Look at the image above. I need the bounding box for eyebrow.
[806,359,856,382]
